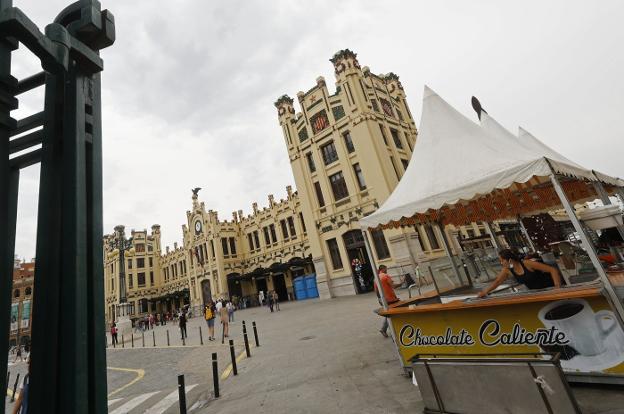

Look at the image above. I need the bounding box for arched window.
[13,289,20,298]
[25,287,32,296]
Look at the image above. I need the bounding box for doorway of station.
[255,277,268,295]
[271,273,288,302]
[200,279,212,305]
[342,230,374,293]
[227,273,243,298]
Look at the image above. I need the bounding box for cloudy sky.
[11,0,624,259]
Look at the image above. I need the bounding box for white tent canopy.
[359,86,622,229]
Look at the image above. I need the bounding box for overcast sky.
[11,0,624,260]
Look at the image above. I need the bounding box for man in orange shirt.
[375,265,404,338]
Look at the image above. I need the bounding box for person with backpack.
[110,323,118,346]
[204,301,216,341]
[179,310,187,340]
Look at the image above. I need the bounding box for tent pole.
[549,174,624,329]
[362,229,405,369]
[484,221,502,250]
[592,181,624,243]
[435,222,470,287]
[516,215,537,253]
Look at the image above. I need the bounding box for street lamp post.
[109,225,134,337]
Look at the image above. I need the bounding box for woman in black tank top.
[478,249,562,298]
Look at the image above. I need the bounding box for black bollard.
[152,331,156,347]
[113,335,116,348]
[199,326,203,345]
[131,334,134,348]
[142,331,145,347]
[252,321,260,347]
[212,352,219,398]
[11,373,20,402]
[229,340,238,376]
[182,333,186,346]
[6,371,10,394]
[122,334,125,348]
[166,330,170,346]
[243,329,251,358]
[178,374,187,414]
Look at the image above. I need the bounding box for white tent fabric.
[359,86,622,229]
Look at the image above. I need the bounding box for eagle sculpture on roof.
[192,187,201,196]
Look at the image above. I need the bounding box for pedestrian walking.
[161,312,167,326]
[273,291,280,311]
[13,345,23,363]
[268,291,274,313]
[258,290,264,307]
[227,301,235,322]
[374,265,404,338]
[110,323,119,346]
[220,300,229,339]
[179,311,187,340]
[205,301,216,341]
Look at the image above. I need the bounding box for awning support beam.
[436,222,470,287]
[550,173,624,329]
[517,215,537,253]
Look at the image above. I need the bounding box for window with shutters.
[221,237,229,256]
[390,128,403,149]
[343,131,355,153]
[329,171,349,201]
[320,141,338,165]
[137,272,146,287]
[327,238,343,269]
[353,163,366,190]
[280,219,289,240]
[263,226,271,245]
[314,182,325,207]
[371,229,390,260]
[229,237,237,256]
[287,216,296,237]
[269,224,278,243]
[306,152,316,173]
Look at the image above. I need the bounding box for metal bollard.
[166,330,170,346]
[113,335,116,348]
[199,326,203,345]
[252,321,260,347]
[243,328,251,358]
[122,334,125,348]
[178,374,187,414]
[142,331,145,347]
[212,352,219,398]
[11,373,20,402]
[6,371,10,394]
[152,331,156,347]
[229,340,238,376]
[131,334,134,348]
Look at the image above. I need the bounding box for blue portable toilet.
[293,276,308,300]
[304,274,319,298]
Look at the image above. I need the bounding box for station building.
[103,49,496,325]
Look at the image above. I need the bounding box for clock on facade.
[195,220,202,234]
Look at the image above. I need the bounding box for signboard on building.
[10,303,18,332]
[21,300,31,329]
